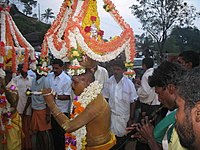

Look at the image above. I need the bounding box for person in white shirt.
[103,59,138,150]
[11,64,33,150]
[137,57,160,118]
[94,65,109,85]
[136,57,163,150]
[81,55,109,85]
[47,59,72,150]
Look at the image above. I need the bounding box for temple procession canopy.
[41,0,136,77]
[0,0,37,74]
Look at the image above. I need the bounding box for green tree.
[41,8,55,24]
[169,27,200,53]
[130,0,199,61]
[20,0,37,16]
[135,34,156,57]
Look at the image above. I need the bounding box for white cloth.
[12,75,33,115]
[137,68,160,105]
[94,65,109,85]
[27,69,36,78]
[48,71,72,113]
[103,76,138,137]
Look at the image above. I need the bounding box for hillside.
[9,4,50,49]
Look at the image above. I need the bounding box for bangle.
[54,111,62,117]
[43,90,53,96]
[43,89,56,96]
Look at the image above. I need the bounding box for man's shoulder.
[97,65,108,72]
[60,72,71,80]
[106,76,115,82]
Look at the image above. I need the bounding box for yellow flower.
[125,63,133,67]
[72,51,80,57]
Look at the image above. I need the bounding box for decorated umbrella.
[41,0,136,77]
[0,0,37,74]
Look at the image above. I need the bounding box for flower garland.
[67,47,86,76]
[36,57,49,76]
[41,0,136,63]
[65,81,103,150]
[0,3,36,73]
[0,92,13,144]
[124,62,136,79]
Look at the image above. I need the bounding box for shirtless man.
[42,70,116,150]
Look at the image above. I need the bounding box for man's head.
[177,51,199,70]
[149,61,186,110]
[110,59,125,82]
[80,55,98,69]
[175,66,200,149]
[52,59,64,76]
[142,57,154,70]
[71,69,95,96]
[18,64,27,78]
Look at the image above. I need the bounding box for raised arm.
[42,88,101,133]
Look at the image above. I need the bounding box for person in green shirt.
[127,61,187,150]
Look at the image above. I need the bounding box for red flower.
[6,6,11,12]
[84,26,91,33]
[0,41,5,47]
[90,16,97,22]
[98,30,104,36]
[0,7,3,12]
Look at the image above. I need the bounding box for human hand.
[136,116,154,142]
[126,123,138,134]
[127,119,134,127]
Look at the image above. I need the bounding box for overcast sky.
[12,0,200,39]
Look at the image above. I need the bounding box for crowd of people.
[0,50,199,150]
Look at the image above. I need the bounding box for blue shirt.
[31,76,50,110]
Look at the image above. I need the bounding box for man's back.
[86,94,111,146]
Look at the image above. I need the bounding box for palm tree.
[41,8,55,24]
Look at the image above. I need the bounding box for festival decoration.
[41,0,136,149]
[36,57,49,76]
[41,0,136,77]
[0,2,36,73]
[124,62,136,78]
[0,68,13,144]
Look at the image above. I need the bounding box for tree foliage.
[167,27,200,53]
[19,0,37,16]
[135,34,156,57]
[41,8,55,24]
[130,0,199,60]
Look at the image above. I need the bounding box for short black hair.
[110,59,125,70]
[52,59,64,67]
[142,57,154,69]
[178,51,199,68]
[178,66,200,108]
[18,64,23,71]
[149,61,186,88]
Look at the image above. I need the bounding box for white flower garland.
[44,0,134,63]
[67,81,103,150]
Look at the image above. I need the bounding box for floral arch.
[41,0,136,77]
